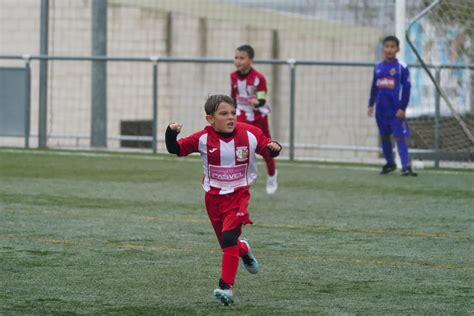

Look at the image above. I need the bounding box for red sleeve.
[230,73,237,99]
[177,130,205,157]
[250,125,271,156]
[256,72,267,94]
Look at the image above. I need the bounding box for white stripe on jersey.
[218,139,238,195]
[399,63,403,101]
[237,79,248,97]
[220,139,235,166]
[247,130,258,186]
[198,133,210,192]
[237,77,261,97]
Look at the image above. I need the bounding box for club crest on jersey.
[235,146,249,162]
[389,67,397,76]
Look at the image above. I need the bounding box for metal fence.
[1,54,472,165]
[1,0,473,166]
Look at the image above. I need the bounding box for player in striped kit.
[231,44,279,194]
[165,94,282,306]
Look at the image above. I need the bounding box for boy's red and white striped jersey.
[230,68,270,121]
[177,122,272,195]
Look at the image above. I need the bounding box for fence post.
[91,0,107,148]
[23,55,32,149]
[151,57,159,154]
[39,0,49,148]
[434,66,441,168]
[288,59,296,160]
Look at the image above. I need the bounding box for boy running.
[368,35,417,176]
[165,94,282,306]
[231,44,279,193]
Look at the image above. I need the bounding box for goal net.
[406,0,473,164]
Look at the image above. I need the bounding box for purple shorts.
[376,115,410,138]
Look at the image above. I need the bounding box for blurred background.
[0,0,472,165]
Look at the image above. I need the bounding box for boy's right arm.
[166,123,203,156]
[368,67,377,117]
[165,123,182,155]
[230,74,237,103]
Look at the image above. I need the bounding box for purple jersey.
[369,59,411,114]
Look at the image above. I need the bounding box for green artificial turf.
[1,149,472,314]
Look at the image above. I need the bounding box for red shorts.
[237,112,271,138]
[205,188,253,242]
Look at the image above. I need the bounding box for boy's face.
[383,40,399,61]
[206,102,236,133]
[234,50,253,72]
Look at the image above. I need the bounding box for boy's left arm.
[266,141,282,158]
[253,74,267,108]
[255,130,282,158]
[396,66,411,119]
[400,66,411,109]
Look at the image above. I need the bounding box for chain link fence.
[0,0,472,165]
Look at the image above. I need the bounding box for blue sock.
[382,140,394,165]
[396,139,409,169]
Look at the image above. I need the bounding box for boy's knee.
[221,227,240,248]
[380,135,391,141]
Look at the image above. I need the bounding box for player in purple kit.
[368,35,417,176]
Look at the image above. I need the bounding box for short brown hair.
[204,95,235,115]
[236,44,255,59]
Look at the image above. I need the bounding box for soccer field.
[0,149,472,314]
